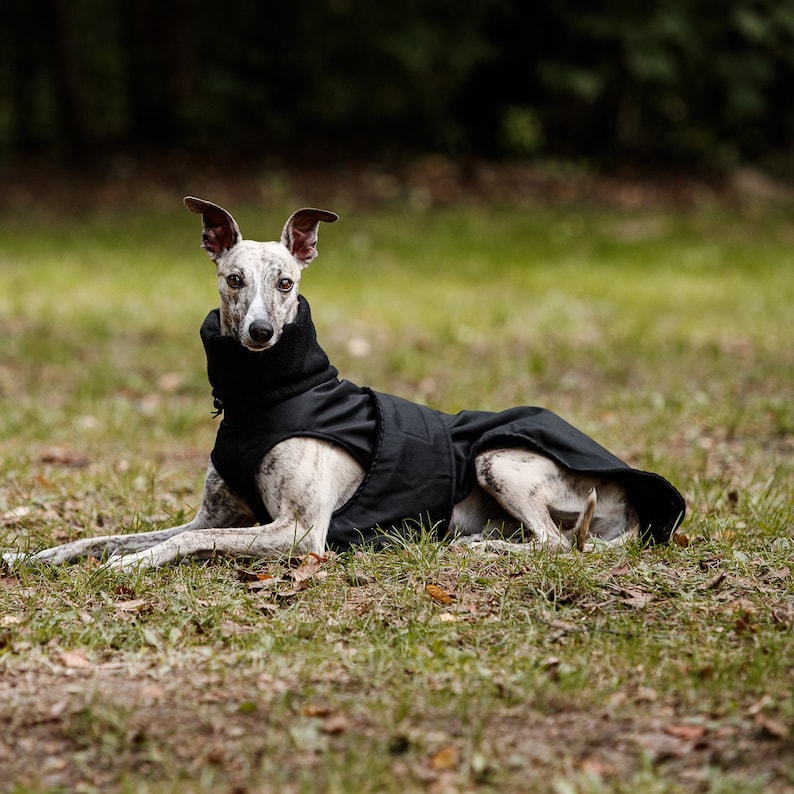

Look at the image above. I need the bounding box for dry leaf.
[430,745,459,771]
[237,567,276,583]
[620,588,655,608]
[425,584,454,604]
[114,598,148,613]
[1,506,32,525]
[636,731,689,760]
[580,756,615,777]
[292,553,326,587]
[59,649,92,669]
[664,723,708,741]
[672,531,690,548]
[754,713,789,739]
[734,608,757,635]
[39,446,90,468]
[635,686,658,703]
[303,704,332,717]
[321,714,349,735]
[747,695,773,715]
[437,612,459,622]
[697,570,726,590]
[247,576,284,591]
[546,617,579,633]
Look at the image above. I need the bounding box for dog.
[3,198,684,570]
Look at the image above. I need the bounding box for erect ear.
[184,196,242,259]
[280,208,339,269]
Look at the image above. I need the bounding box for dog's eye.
[226,274,244,288]
[277,277,294,292]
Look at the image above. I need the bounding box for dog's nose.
[248,320,274,344]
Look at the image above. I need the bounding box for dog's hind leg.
[472,448,572,549]
[469,448,638,552]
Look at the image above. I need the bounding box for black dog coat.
[200,297,685,550]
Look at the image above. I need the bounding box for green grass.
[1,194,793,792]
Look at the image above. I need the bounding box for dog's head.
[184,197,338,351]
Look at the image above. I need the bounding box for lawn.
[1,180,793,793]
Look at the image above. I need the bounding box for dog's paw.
[103,550,156,571]
[462,538,540,554]
[452,533,487,545]
[2,550,34,570]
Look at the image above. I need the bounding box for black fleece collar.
[200,295,338,417]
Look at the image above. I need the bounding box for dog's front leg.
[4,462,254,567]
[104,517,324,570]
[105,438,363,570]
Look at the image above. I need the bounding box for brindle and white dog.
[3,199,684,570]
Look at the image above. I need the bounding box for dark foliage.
[2,0,794,170]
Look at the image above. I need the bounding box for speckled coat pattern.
[201,298,685,550]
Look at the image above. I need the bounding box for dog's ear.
[280,208,339,269]
[184,197,242,259]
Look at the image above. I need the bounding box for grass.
[1,190,793,792]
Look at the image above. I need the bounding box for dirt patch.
[2,660,791,793]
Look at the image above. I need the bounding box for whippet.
[3,199,684,570]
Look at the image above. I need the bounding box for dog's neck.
[200,295,338,416]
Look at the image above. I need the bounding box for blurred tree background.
[2,0,794,174]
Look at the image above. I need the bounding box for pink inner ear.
[203,224,236,255]
[289,228,317,262]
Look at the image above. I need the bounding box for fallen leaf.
[321,713,349,734]
[664,723,708,741]
[672,531,689,548]
[437,611,459,622]
[580,756,615,777]
[303,704,332,717]
[1,506,33,525]
[425,584,454,605]
[292,553,326,587]
[246,575,284,591]
[620,588,655,608]
[39,446,90,468]
[289,551,334,567]
[699,554,724,570]
[546,617,580,634]
[754,714,789,739]
[604,563,631,578]
[634,687,658,703]
[237,567,276,583]
[697,570,726,590]
[747,695,773,715]
[430,745,459,770]
[636,731,689,760]
[114,598,148,613]
[734,606,757,634]
[59,649,92,669]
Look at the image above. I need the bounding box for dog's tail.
[572,488,597,552]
